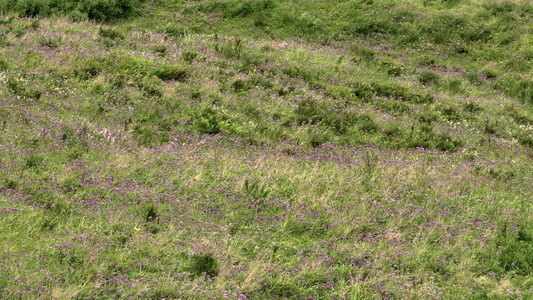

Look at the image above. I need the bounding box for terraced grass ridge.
[1,0,533,298]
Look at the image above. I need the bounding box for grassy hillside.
[1,0,533,299]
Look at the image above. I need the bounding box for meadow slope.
[1,0,533,299]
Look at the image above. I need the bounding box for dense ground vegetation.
[1,0,533,298]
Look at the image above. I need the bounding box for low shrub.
[514,79,533,105]
[419,71,440,85]
[193,107,226,135]
[0,0,143,21]
[152,65,188,82]
[403,128,463,152]
[446,78,463,93]
[380,57,406,77]
[230,0,275,17]
[7,78,42,100]
[24,153,43,169]
[98,27,125,40]
[116,55,154,77]
[352,81,435,104]
[463,102,483,113]
[160,24,189,38]
[185,253,219,278]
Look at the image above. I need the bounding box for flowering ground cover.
[1,0,533,299]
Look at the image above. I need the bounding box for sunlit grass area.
[1,0,533,298]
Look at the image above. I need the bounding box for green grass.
[1,0,533,298]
